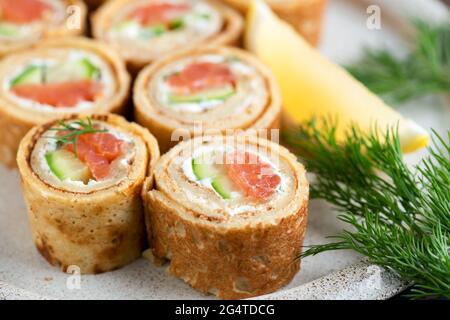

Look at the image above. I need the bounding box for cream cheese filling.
[3,49,115,112]
[30,122,137,194]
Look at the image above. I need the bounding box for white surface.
[0,0,448,300]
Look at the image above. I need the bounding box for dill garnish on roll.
[17,114,160,274]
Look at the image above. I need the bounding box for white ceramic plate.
[0,0,448,300]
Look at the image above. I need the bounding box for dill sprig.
[47,117,107,157]
[285,119,450,298]
[346,20,450,104]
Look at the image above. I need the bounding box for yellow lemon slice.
[245,0,429,153]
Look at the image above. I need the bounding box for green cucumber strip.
[80,58,101,79]
[11,58,100,87]
[169,86,235,104]
[45,59,100,83]
[0,23,19,36]
[192,156,219,180]
[169,18,184,30]
[193,13,210,20]
[192,154,240,200]
[11,65,43,86]
[226,56,241,63]
[211,176,235,200]
[112,20,139,32]
[45,149,92,184]
[140,24,166,38]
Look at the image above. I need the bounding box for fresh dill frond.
[285,119,450,298]
[46,117,107,157]
[346,20,450,104]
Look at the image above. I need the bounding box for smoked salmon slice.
[79,132,125,162]
[226,151,281,200]
[11,80,101,107]
[65,132,124,180]
[0,0,51,24]
[129,2,189,26]
[168,62,236,94]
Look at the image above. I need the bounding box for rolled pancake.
[143,134,309,299]
[16,114,160,274]
[0,0,87,57]
[224,0,326,46]
[92,0,244,73]
[0,37,130,168]
[134,46,281,152]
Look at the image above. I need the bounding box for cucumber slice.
[226,56,241,63]
[140,24,166,38]
[11,59,99,87]
[169,18,184,30]
[11,65,43,86]
[80,58,100,79]
[193,13,210,20]
[169,86,235,104]
[114,20,167,38]
[0,23,19,36]
[211,176,235,200]
[45,149,92,184]
[46,59,100,83]
[192,155,219,180]
[112,20,140,33]
[192,154,240,200]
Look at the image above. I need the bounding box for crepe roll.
[92,0,243,73]
[134,46,281,152]
[143,134,308,299]
[0,37,130,168]
[224,0,326,45]
[0,0,87,56]
[17,114,160,274]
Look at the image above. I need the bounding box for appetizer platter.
[17,114,160,274]
[0,0,449,300]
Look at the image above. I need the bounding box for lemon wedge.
[245,0,430,153]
